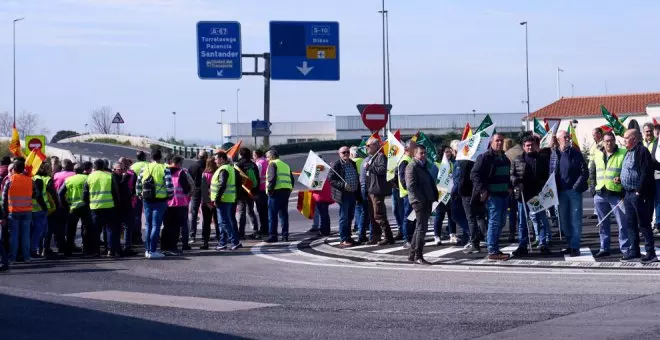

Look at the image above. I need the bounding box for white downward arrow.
[216,69,224,76]
[296,61,314,76]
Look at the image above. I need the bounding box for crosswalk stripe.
[425,247,464,258]
[373,246,404,254]
[564,247,596,262]
[328,241,341,246]
[500,243,519,255]
[349,244,379,250]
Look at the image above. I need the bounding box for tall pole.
[381,0,386,136]
[556,67,563,99]
[220,109,226,143]
[236,88,240,143]
[385,10,392,132]
[13,17,24,126]
[520,21,530,131]
[172,111,176,140]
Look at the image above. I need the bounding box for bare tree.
[0,111,12,137]
[90,106,114,134]
[16,110,39,138]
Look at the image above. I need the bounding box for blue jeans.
[356,190,371,239]
[91,208,120,254]
[31,211,48,253]
[402,196,413,242]
[517,202,550,247]
[594,193,629,253]
[144,201,167,253]
[268,190,290,238]
[655,180,660,229]
[623,191,654,256]
[9,212,32,262]
[392,188,403,231]
[433,203,456,237]
[316,202,330,236]
[311,205,320,229]
[339,195,356,242]
[217,202,240,246]
[486,196,507,254]
[558,189,583,249]
[450,197,470,239]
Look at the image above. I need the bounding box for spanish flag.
[460,122,472,141]
[24,147,46,177]
[382,130,400,156]
[297,191,315,219]
[568,121,580,149]
[233,164,254,199]
[9,123,23,158]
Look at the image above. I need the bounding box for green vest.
[398,155,413,197]
[644,138,656,152]
[210,164,236,203]
[142,163,168,199]
[32,175,51,212]
[131,161,148,176]
[594,148,626,192]
[87,171,114,210]
[352,157,364,176]
[65,174,88,212]
[267,159,292,194]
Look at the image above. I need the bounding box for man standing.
[620,129,657,263]
[589,131,629,258]
[58,162,92,256]
[642,123,660,233]
[511,135,551,255]
[397,140,416,248]
[406,145,438,265]
[136,150,174,259]
[4,160,39,264]
[365,139,395,245]
[350,146,367,242]
[265,149,294,243]
[83,159,121,257]
[188,150,207,242]
[236,148,260,239]
[590,127,605,160]
[471,134,512,261]
[329,146,362,247]
[253,149,269,237]
[550,130,588,257]
[211,151,242,250]
[130,151,148,245]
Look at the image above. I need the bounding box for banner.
[601,105,626,136]
[533,118,547,137]
[411,131,437,165]
[474,114,493,133]
[456,124,496,161]
[435,153,453,204]
[385,131,405,181]
[539,122,559,149]
[526,175,559,214]
[460,122,473,141]
[382,129,401,156]
[297,150,331,190]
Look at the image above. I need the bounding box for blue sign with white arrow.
[269,21,340,81]
[197,21,242,79]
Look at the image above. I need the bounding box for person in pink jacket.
[312,179,334,236]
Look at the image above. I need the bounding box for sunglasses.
[340,151,349,154]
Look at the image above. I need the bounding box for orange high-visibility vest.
[8,174,33,213]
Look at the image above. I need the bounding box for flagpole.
[595,200,624,227]
[520,191,534,253]
[555,204,562,241]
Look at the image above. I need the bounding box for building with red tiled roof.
[529,92,660,151]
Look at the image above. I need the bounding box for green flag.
[533,118,547,136]
[356,137,368,158]
[475,114,493,133]
[601,105,626,136]
[412,131,437,164]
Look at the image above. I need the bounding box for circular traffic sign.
[28,137,43,152]
[360,104,389,131]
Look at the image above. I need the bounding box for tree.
[0,111,11,137]
[90,106,114,134]
[16,110,39,138]
[51,130,80,143]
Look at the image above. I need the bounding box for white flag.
[456,124,496,161]
[539,122,559,149]
[385,131,405,181]
[436,153,453,204]
[297,150,331,190]
[526,175,560,214]
[407,201,440,221]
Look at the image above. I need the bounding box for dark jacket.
[114,172,133,212]
[549,146,588,193]
[471,149,511,197]
[236,158,260,199]
[456,159,475,197]
[328,159,362,204]
[188,158,206,198]
[510,151,550,201]
[365,152,389,196]
[405,159,438,206]
[622,142,654,199]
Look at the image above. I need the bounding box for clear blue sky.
[0,0,658,141]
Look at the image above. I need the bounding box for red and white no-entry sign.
[357,104,392,131]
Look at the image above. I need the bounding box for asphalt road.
[2,194,658,339]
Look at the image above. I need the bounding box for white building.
[530,92,660,149]
[221,121,335,146]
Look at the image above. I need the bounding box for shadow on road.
[0,293,251,340]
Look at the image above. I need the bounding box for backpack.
[179,169,191,195]
[142,166,156,201]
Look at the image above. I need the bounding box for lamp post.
[172,111,176,140]
[556,67,564,99]
[219,108,226,142]
[13,17,24,125]
[520,21,530,131]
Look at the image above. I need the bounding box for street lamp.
[236,88,240,142]
[520,21,530,131]
[219,108,226,142]
[378,8,392,133]
[13,17,24,125]
[172,111,176,140]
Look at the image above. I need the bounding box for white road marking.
[62,291,278,312]
[425,247,464,258]
[328,241,341,246]
[501,243,519,255]
[373,246,404,254]
[564,247,596,262]
[349,244,379,250]
[639,246,660,256]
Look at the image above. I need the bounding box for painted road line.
[349,244,379,250]
[425,247,464,258]
[501,243,519,255]
[564,247,596,262]
[373,246,405,254]
[328,241,341,246]
[62,291,278,312]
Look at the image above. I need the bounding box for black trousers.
[189,194,202,237]
[410,202,431,259]
[462,196,487,247]
[162,206,187,251]
[66,206,91,254]
[237,197,259,237]
[254,192,269,235]
[201,202,219,243]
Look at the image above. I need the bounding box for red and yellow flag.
[24,148,46,177]
[9,123,23,158]
[568,121,580,149]
[382,130,400,156]
[297,191,315,219]
[226,140,242,159]
[233,164,254,199]
[543,119,550,133]
[460,123,473,141]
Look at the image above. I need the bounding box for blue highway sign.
[269,21,340,81]
[197,21,242,79]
